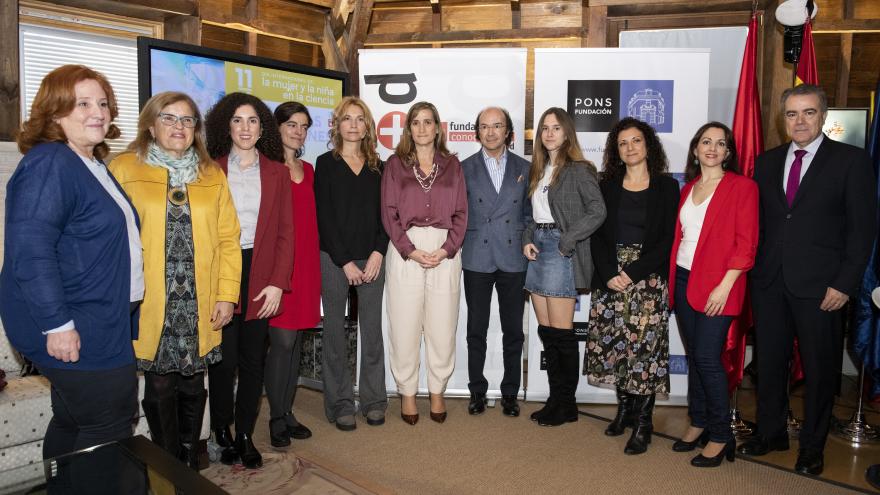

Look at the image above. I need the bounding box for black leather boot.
[177,387,208,471]
[235,432,263,469]
[605,388,634,436]
[624,393,655,455]
[214,426,237,465]
[538,328,579,427]
[141,395,181,458]
[530,325,558,422]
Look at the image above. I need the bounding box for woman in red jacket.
[668,122,757,468]
[205,92,294,469]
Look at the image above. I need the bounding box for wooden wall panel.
[257,35,324,67]
[370,7,433,35]
[442,4,512,31]
[258,0,326,33]
[520,0,581,29]
[849,33,880,108]
[201,23,247,53]
[814,33,841,105]
[200,0,248,22]
[853,0,880,18]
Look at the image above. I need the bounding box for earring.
[619,160,625,167]
[693,158,699,165]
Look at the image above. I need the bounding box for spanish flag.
[795,18,818,86]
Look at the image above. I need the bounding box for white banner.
[358,48,528,397]
[529,48,711,405]
[619,27,748,126]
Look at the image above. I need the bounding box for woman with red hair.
[0,65,142,460]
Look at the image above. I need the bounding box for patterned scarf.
[145,142,200,187]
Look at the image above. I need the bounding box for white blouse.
[227,152,262,249]
[532,165,555,223]
[675,187,714,271]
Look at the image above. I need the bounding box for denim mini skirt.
[524,227,577,298]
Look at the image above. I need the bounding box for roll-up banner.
[359,48,528,397]
[529,48,711,405]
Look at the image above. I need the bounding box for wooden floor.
[580,374,880,493]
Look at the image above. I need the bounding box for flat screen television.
[137,37,347,166]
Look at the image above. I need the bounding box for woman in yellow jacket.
[108,91,241,470]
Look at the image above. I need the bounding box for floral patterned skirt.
[583,244,670,396]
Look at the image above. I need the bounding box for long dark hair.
[600,117,668,183]
[684,122,740,182]
[205,92,284,162]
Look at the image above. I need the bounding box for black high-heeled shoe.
[672,429,710,452]
[691,439,736,468]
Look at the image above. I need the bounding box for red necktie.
[786,149,807,207]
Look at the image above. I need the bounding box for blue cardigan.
[0,142,138,370]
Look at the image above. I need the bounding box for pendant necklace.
[168,185,188,206]
[413,162,439,193]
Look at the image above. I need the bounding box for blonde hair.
[127,91,214,170]
[329,96,380,172]
[528,107,596,197]
[394,101,452,167]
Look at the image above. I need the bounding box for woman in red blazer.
[205,92,294,469]
[668,122,758,468]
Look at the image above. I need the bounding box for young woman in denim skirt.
[523,107,606,427]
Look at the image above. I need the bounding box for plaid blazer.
[523,161,606,289]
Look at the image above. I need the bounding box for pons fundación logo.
[567,80,674,133]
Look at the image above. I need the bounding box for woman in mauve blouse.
[381,101,467,426]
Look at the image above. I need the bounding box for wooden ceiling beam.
[24,0,197,20]
[290,0,336,8]
[203,17,322,45]
[813,18,880,33]
[365,27,584,45]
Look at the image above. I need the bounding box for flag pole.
[833,363,880,444]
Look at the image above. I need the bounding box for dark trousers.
[752,271,841,451]
[674,267,733,443]
[208,248,270,436]
[464,269,526,396]
[38,363,137,459]
[319,252,387,421]
[264,327,304,421]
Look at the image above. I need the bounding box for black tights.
[144,371,205,400]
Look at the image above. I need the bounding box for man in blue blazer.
[740,84,877,475]
[461,107,531,417]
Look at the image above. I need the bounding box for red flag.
[724,13,763,392]
[795,19,818,86]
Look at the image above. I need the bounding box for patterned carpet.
[202,450,385,494]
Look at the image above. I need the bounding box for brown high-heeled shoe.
[429,393,447,423]
[400,395,419,425]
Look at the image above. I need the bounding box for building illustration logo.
[567,80,674,133]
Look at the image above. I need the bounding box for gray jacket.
[523,162,606,289]
[461,150,532,273]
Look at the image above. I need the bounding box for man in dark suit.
[461,107,531,417]
[739,84,877,475]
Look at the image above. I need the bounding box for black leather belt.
[536,223,557,229]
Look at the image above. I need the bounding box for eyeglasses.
[158,113,198,128]
[479,123,507,132]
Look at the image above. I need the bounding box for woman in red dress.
[264,101,322,448]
